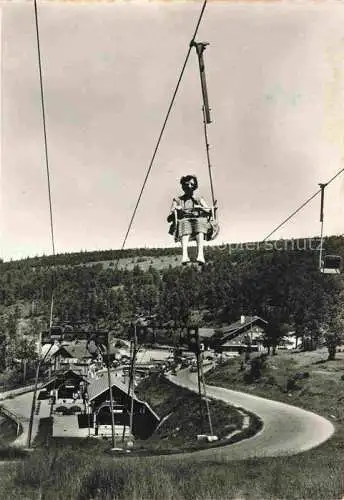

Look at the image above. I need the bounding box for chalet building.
[211,315,267,353]
[41,328,90,344]
[41,340,119,375]
[39,369,87,415]
[43,340,118,371]
[86,374,160,439]
[41,340,93,373]
[41,369,87,398]
[39,369,160,440]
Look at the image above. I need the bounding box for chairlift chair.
[320,254,343,274]
[169,202,219,243]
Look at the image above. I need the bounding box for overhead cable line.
[27,0,57,449]
[262,167,344,242]
[34,0,56,270]
[115,0,208,266]
[34,0,56,329]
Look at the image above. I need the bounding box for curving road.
[0,370,335,461]
[166,369,335,461]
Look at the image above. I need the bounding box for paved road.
[166,369,335,461]
[0,391,50,446]
[1,370,335,461]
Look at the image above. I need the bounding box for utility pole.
[187,310,214,437]
[187,315,204,434]
[23,359,27,384]
[105,330,116,449]
[195,345,204,434]
[122,325,134,442]
[27,328,58,448]
[129,324,137,437]
[198,342,214,436]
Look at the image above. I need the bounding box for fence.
[0,405,23,437]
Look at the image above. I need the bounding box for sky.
[1,0,344,261]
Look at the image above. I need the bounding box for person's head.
[180,175,198,193]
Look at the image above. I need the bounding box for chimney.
[240,315,245,325]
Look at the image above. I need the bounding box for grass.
[0,444,342,500]
[0,411,18,445]
[206,347,344,421]
[0,446,29,460]
[134,373,254,453]
[32,374,260,456]
[0,348,343,499]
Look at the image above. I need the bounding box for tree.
[263,305,289,355]
[11,337,38,383]
[325,332,341,361]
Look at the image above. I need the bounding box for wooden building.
[87,374,160,439]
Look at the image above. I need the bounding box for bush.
[286,377,298,391]
[249,354,268,381]
[0,446,29,460]
[286,372,310,391]
[55,406,68,415]
[78,464,126,500]
[265,375,277,386]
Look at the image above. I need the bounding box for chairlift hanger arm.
[190,40,211,124]
[189,40,218,217]
[318,183,327,223]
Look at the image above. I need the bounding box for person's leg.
[181,234,190,263]
[196,232,205,263]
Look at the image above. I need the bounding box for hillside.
[0,349,343,500]
[0,235,343,382]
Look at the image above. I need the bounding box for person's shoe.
[181,257,190,265]
[196,256,205,265]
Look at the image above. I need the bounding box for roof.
[214,316,267,344]
[112,338,131,349]
[47,339,121,361]
[40,343,60,360]
[198,327,216,338]
[52,340,103,360]
[87,373,160,424]
[87,373,134,402]
[41,369,88,390]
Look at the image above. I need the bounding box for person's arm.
[170,197,181,212]
[167,198,181,222]
[194,196,212,213]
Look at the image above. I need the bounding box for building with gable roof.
[86,373,160,439]
[210,315,267,352]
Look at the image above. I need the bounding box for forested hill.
[0,235,343,352]
[1,234,343,271]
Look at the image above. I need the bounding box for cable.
[34,0,56,328]
[34,0,55,263]
[262,167,344,242]
[202,106,216,208]
[116,0,208,266]
[28,2,57,448]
